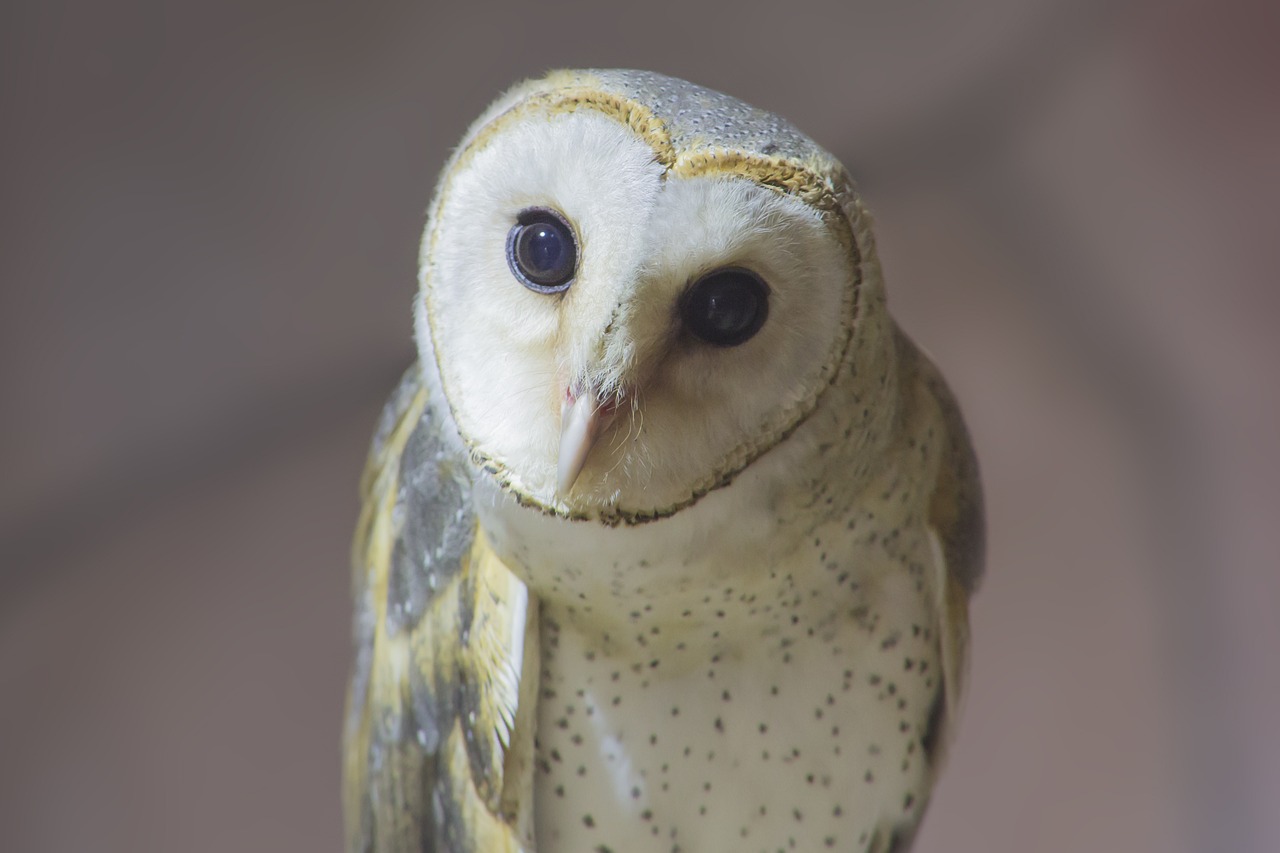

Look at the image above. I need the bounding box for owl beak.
[557,390,617,497]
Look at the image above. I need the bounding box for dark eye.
[506,207,577,293]
[681,268,770,347]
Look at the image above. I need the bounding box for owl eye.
[681,268,770,347]
[506,207,577,293]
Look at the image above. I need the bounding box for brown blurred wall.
[2,1,1277,851]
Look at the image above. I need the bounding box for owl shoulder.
[893,325,985,595]
[344,363,535,852]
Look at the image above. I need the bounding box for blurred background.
[2,0,1276,851]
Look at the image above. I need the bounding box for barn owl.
[343,69,983,853]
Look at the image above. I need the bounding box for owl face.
[419,82,861,521]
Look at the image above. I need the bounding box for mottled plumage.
[343,69,983,853]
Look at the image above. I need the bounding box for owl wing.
[343,364,540,853]
[873,337,986,853]
[919,340,984,746]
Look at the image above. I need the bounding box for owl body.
[502,448,949,852]
[344,70,982,853]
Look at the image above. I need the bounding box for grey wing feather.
[343,363,537,853]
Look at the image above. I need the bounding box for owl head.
[416,70,885,524]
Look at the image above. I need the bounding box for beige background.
[2,1,1276,851]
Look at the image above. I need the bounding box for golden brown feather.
[343,365,536,853]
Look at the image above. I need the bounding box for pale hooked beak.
[556,388,620,497]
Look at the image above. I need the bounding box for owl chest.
[529,575,941,853]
